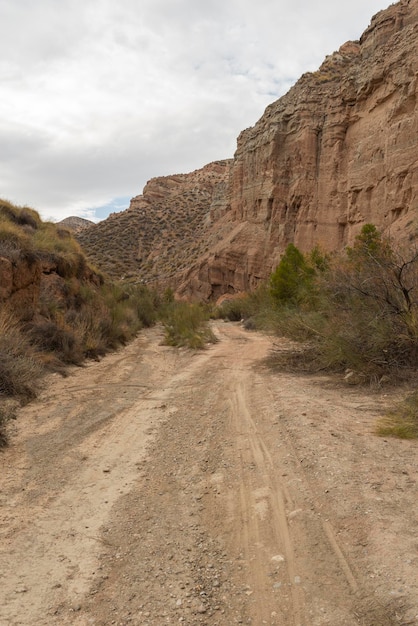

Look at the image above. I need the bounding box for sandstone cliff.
[177,0,418,299]
[79,0,418,300]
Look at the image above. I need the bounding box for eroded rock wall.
[178,0,418,299]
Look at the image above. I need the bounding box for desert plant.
[321,225,418,377]
[0,310,45,445]
[376,390,418,439]
[0,310,44,400]
[270,243,315,306]
[161,301,216,349]
[262,228,418,382]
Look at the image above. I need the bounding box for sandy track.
[0,322,417,625]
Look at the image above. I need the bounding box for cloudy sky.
[1,0,391,222]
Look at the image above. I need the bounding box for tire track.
[228,369,304,625]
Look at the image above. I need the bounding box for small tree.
[270,243,315,306]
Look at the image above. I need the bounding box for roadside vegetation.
[160,296,217,349]
[217,224,418,438]
[0,200,220,445]
[3,201,416,443]
[0,200,162,445]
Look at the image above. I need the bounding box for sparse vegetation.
[376,391,418,439]
[0,199,164,446]
[76,163,231,285]
[161,300,217,349]
[218,225,418,393]
[0,310,44,445]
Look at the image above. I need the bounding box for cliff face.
[176,0,418,299]
[77,0,418,300]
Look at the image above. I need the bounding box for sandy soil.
[1,321,417,626]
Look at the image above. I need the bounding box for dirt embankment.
[1,322,417,626]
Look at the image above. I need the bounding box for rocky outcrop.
[177,0,418,299]
[78,0,418,301]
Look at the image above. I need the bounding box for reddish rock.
[0,257,13,299]
[178,0,418,298]
[79,0,418,301]
[12,256,41,291]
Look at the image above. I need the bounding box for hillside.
[77,160,232,283]
[0,199,159,443]
[58,216,94,233]
[78,0,418,300]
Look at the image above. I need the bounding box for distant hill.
[77,161,232,283]
[58,216,94,233]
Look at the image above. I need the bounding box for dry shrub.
[0,218,32,251]
[264,227,418,384]
[162,301,217,349]
[376,390,418,439]
[28,319,83,364]
[0,311,43,400]
[0,311,45,446]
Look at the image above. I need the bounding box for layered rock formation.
[176,0,418,299]
[79,0,418,300]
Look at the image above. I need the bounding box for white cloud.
[0,0,391,221]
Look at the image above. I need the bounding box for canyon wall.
[177,0,418,299]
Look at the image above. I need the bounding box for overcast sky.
[0,0,391,222]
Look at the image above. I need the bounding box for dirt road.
[1,321,417,625]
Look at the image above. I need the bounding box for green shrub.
[270,243,315,306]
[162,301,217,349]
[262,228,418,383]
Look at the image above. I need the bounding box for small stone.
[271,554,285,563]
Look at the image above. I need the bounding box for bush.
[28,319,83,365]
[270,243,315,306]
[0,218,33,251]
[0,311,45,446]
[261,229,418,383]
[0,311,44,400]
[319,226,418,379]
[0,200,41,230]
[161,301,217,349]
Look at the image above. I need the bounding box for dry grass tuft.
[376,390,418,439]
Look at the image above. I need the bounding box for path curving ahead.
[1,322,417,625]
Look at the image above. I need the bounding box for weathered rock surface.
[79,0,418,300]
[0,252,100,321]
[178,0,418,299]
